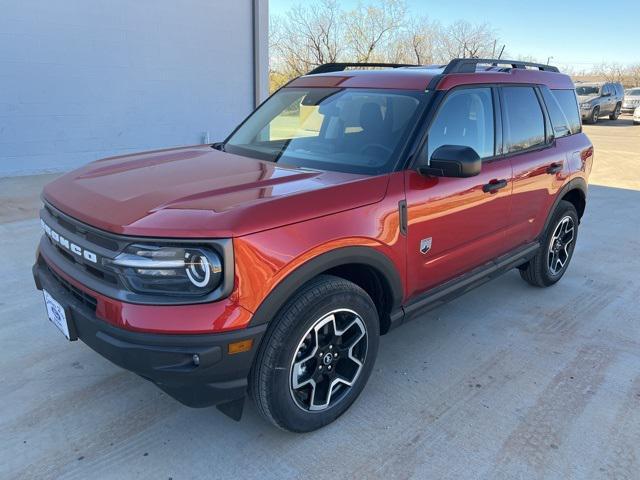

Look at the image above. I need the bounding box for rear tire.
[250,275,379,432]
[609,103,621,120]
[519,200,579,287]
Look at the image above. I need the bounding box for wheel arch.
[248,246,404,335]
[543,178,587,234]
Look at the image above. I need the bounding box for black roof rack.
[307,62,417,75]
[442,58,559,74]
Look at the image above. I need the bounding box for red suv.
[33,59,593,432]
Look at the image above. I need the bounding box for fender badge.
[420,237,432,255]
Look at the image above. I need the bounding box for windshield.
[575,85,600,96]
[224,87,427,175]
[627,88,640,96]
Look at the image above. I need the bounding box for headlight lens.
[106,244,223,296]
[580,103,591,109]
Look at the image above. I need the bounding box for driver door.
[404,87,513,299]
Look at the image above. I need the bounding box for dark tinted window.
[428,87,494,160]
[502,87,546,153]
[552,89,581,134]
[541,87,571,138]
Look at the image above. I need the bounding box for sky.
[269,0,640,71]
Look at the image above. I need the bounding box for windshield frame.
[222,86,432,176]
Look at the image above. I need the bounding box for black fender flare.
[248,246,403,327]
[542,177,587,234]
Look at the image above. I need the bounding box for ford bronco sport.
[33,58,593,432]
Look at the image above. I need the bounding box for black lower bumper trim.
[33,258,266,408]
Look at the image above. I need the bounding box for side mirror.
[418,145,481,178]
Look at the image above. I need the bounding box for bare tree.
[436,20,498,60]
[270,1,504,91]
[270,0,342,78]
[343,0,406,62]
[626,63,640,87]
[391,17,439,64]
[594,62,625,83]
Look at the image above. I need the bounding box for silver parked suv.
[576,82,624,124]
[622,88,640,114]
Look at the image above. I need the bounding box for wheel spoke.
[547,215,575,276]
[290,309,368,412]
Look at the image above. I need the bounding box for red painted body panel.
[289,68,575,92]
[508,133,593,248]
[288,69,437,90]
[404,158,513,296]
[43,146,387,238]
[435,70,575,91]
[233,172,406,313]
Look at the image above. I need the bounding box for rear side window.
[501,87,546,153]
[551,89,581,134]
[428,87,495,160]
[541,87,571,138]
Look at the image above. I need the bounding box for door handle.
[546,162,563,174]
[482,179,508,193]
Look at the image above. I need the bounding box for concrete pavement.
[1,119,639,479]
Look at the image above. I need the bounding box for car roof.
[288,63,575,92]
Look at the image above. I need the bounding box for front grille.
[44,260,98,312]
[42,203,122,288]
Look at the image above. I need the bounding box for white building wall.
[0,0,267,176]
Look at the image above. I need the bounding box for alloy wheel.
[547,215,575,276]
[290,309,368,412]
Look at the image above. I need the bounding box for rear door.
[404,87,512,298]
[602,84,614,114]
[504,85,567,250]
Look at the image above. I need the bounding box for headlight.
[580,103,591,109]
[106,244,223,296]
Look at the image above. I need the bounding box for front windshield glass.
[225,87,427,175]
[575,85,600,96]
[627,88,640,96]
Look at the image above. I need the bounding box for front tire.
[590,106,600,124]
[519,200,579,287]
[250,275,379,432]
[609,103,621,120]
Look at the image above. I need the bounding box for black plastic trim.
[398,200,408,236]
[248,246,403,327]
[442,58,560,74]
[33,260,266,408]
[307,62,417,75]
[401,242,540,322]
[543,178,588,230]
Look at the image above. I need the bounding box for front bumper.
[33,258,266,408]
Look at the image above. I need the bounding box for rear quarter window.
[541,87,571,139]
[551,89,582,134]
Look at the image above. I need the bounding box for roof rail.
[442,58,560,74]
[307,62,417,75]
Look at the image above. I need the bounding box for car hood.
[624,95,640,102]
[43,145,389,238]
[577,95,599,104]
